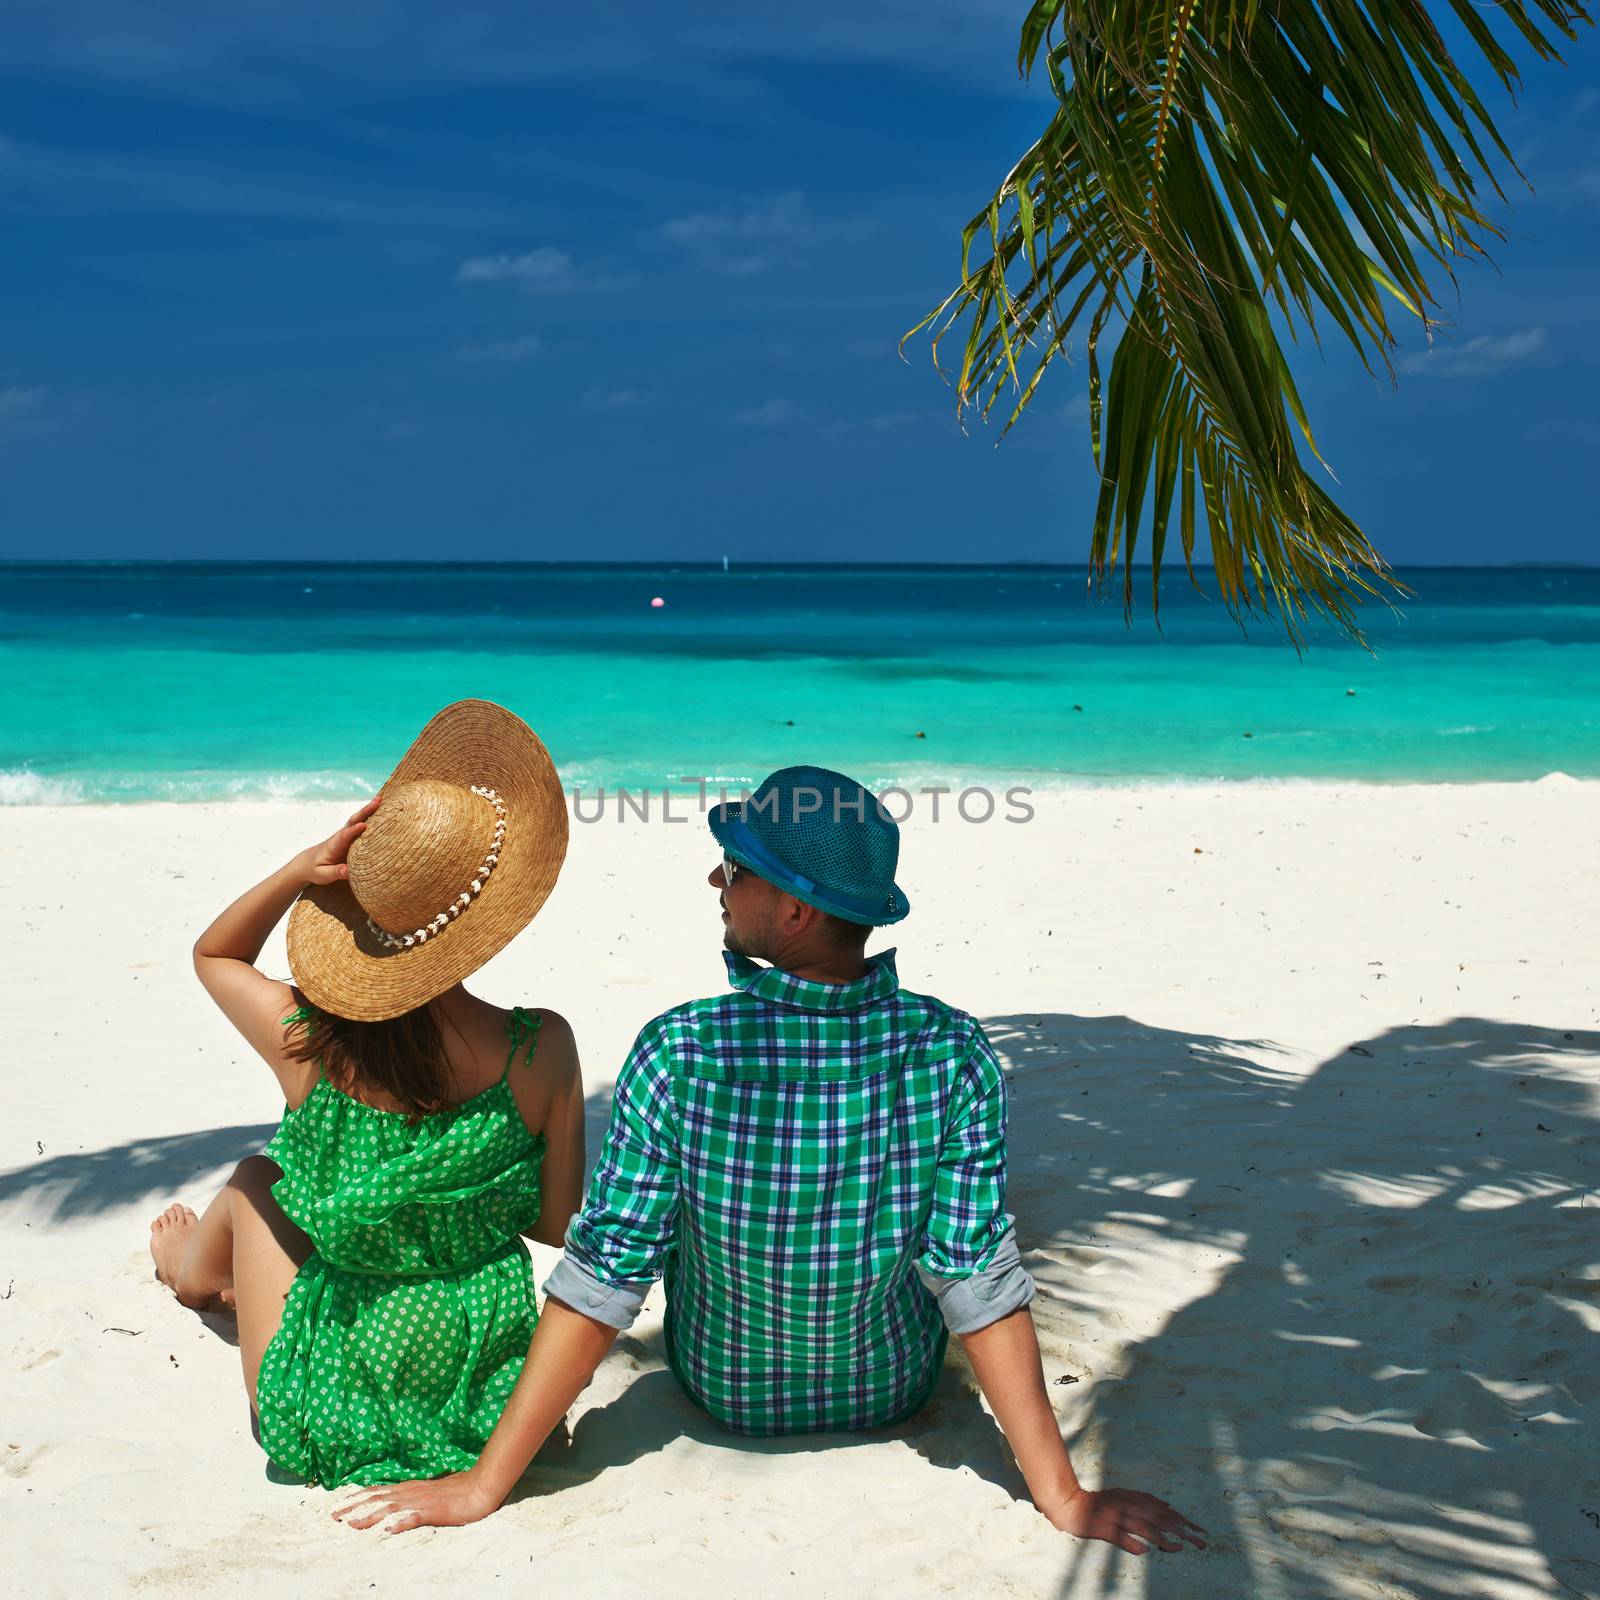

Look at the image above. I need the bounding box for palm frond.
[906,0,1591,643]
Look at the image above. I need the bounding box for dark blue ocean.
[3,562,1597,801]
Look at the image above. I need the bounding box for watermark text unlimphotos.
[569,779,1035,825]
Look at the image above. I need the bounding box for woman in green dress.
[147,701,583,1489]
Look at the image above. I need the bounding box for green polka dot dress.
[255,1007,547,1488]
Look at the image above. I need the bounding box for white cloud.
[0,133,510,230]
[0,5,1030,110]
[1400,326,1549,377]
[581,387,650,412]
[366,406,482,443]
[456,247,572,287]
[654,191,882,280]
[1574,166,1600,206]
[731,397,809,428]
[0,387,44,417]
[377,419,434,442]
[656,191,825,277]
[456,335,542,365]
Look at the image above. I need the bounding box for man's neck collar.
[723,947,900,1011]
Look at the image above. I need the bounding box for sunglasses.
[720,852,746,887]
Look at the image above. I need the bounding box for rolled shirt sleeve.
[913,1022,1036,1335]
[542,1021,681,1331]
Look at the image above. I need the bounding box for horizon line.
[3,558,1595,573]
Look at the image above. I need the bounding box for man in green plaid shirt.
[542,942,1031,1434]
[340,768,1206,1559]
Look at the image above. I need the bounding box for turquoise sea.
[2,562,1597,802]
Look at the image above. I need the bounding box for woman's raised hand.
[295,797,380,885]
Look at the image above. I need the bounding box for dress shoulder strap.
[281,1002,329,1083]
[502,1006,544,1079]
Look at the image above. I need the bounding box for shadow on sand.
[0,1122,279,1221]
[0,1090,621,1225]
[4,1016,1593,1599]
[504,1338,1023,1510]
[982,1012,1599,1600]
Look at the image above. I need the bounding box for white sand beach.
[2,781,1597,1600]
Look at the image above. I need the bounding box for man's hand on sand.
[1043,1486,1207,1556]
[332,1470,498,1534]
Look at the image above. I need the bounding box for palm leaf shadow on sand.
[0,1123,280,1221]
[983,1014,1600,1600]
[3,1021,1593,1600]
[0,1094,623,1227]
[500,1356,1012,1512]
[497,1084,1024,1506]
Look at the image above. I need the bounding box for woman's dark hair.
[283,1000,451,1124]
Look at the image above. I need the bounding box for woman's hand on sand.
[331,1470,499,1533]
[293,798,380,886]
[1042,1486,1207,1556]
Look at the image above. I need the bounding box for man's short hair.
[822,911,871,949]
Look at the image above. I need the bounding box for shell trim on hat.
[363,785,508,949]
[286,699,568,1022]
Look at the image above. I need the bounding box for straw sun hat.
[286,700,568,1022]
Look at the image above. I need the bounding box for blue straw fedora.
[708,765,910,927]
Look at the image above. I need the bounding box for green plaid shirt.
[543,949,1034,1436]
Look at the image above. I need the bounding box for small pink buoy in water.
[650,596,665,608]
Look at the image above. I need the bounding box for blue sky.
[1,3,1596,566]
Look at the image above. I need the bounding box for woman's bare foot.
[148,1202,237,1313]
[149,1202,197,1293]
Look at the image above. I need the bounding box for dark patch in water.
[824,658,1057,685]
